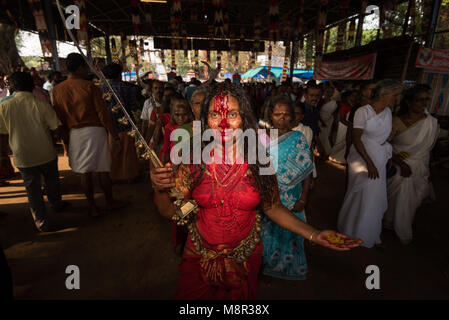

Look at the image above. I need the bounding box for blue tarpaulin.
[242,66,314,80]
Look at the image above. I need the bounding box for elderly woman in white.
[384,85,439,245]
[338,80,402,248]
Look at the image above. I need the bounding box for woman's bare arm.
[352,128,379,179]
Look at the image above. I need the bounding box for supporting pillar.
[43,0,60,71]
[355,1,368,47]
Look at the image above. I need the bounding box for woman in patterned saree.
[384,85,439,244]
[150,82,361,300]
[261,95,313,280]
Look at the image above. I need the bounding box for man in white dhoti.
[52,53,126,217]
[384,84,439,245]
[338,80,402,248]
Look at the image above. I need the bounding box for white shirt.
[320,100,338,122]
[292,123,313,147]
[141,97,162,121]
[43,81,53,91]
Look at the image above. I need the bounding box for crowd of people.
[0,52,443,299]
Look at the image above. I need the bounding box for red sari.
[174,162,263,300]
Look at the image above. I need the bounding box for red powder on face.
[213,92,230,131]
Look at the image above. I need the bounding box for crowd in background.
[1,53,448,299]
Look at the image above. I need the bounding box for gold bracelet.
[309,230,319,244]
[299,199,306,204]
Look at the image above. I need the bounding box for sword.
[55,0,198,225]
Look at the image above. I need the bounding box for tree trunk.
[0,23,24,75]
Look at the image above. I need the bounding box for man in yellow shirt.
[0,72,66,232]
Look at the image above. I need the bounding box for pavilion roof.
[1,1,406,44]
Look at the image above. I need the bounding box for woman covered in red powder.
[150,82,361,300]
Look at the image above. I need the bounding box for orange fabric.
[52,75,115,132]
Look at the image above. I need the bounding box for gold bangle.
[309,230,319,244]
[299,199,306,204]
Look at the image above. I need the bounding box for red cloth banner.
[415,47,449,72]
[315,53,377,80]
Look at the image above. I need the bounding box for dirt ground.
[1,154,449,300]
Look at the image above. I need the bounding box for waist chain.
[186,213,262,264]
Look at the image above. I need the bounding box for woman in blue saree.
[262,95,314,280]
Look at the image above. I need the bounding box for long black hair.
[192,81,279,206]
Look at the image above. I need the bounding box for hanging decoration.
[324,29,330,53]
[194,50,199,74]
[223,10,230,36]
[267,43,273,74]
[347,18,356,46]
[208,25,215,50]
[120,32,127,65]
[295,0,304,39]
[339,0,350,17]
[182,28,188,58]
[250,52,256,68]
[190,8,198,21]
[55,0,199,227]
[269,0,280,42]
[282,13,292,41]
[336,0,349,50]
[217,50,222,70]
[144,8,152,34]
[281,43,290,83]
[74,0,88,45]
[171,49,176,71]
[239,27,246,51]
[111,37,119,62]
[315,0,328,72]
[306,35,314,70]
[213,0,226,38]
[28,0,53,56]
[229,32,238,69]
[253,15,262,52]
[160,50,165,69]
[130,0,141,36]
[139,38,145,60]
[381,0,396,39]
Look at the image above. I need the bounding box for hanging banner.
[315,53,377,80]
[315,0,328,73]
[415,47,449,72]
[74,0,88,45]
[130,0,140,35]
[269,0,280,41]
[28,0,53,56]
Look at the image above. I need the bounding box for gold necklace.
[212,162,244,188]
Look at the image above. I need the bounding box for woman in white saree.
[384,85,439,244]
[338,80,402,248]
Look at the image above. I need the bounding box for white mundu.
[384,112,439,242]
[319,99,338,155]
[338,104,392,248]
